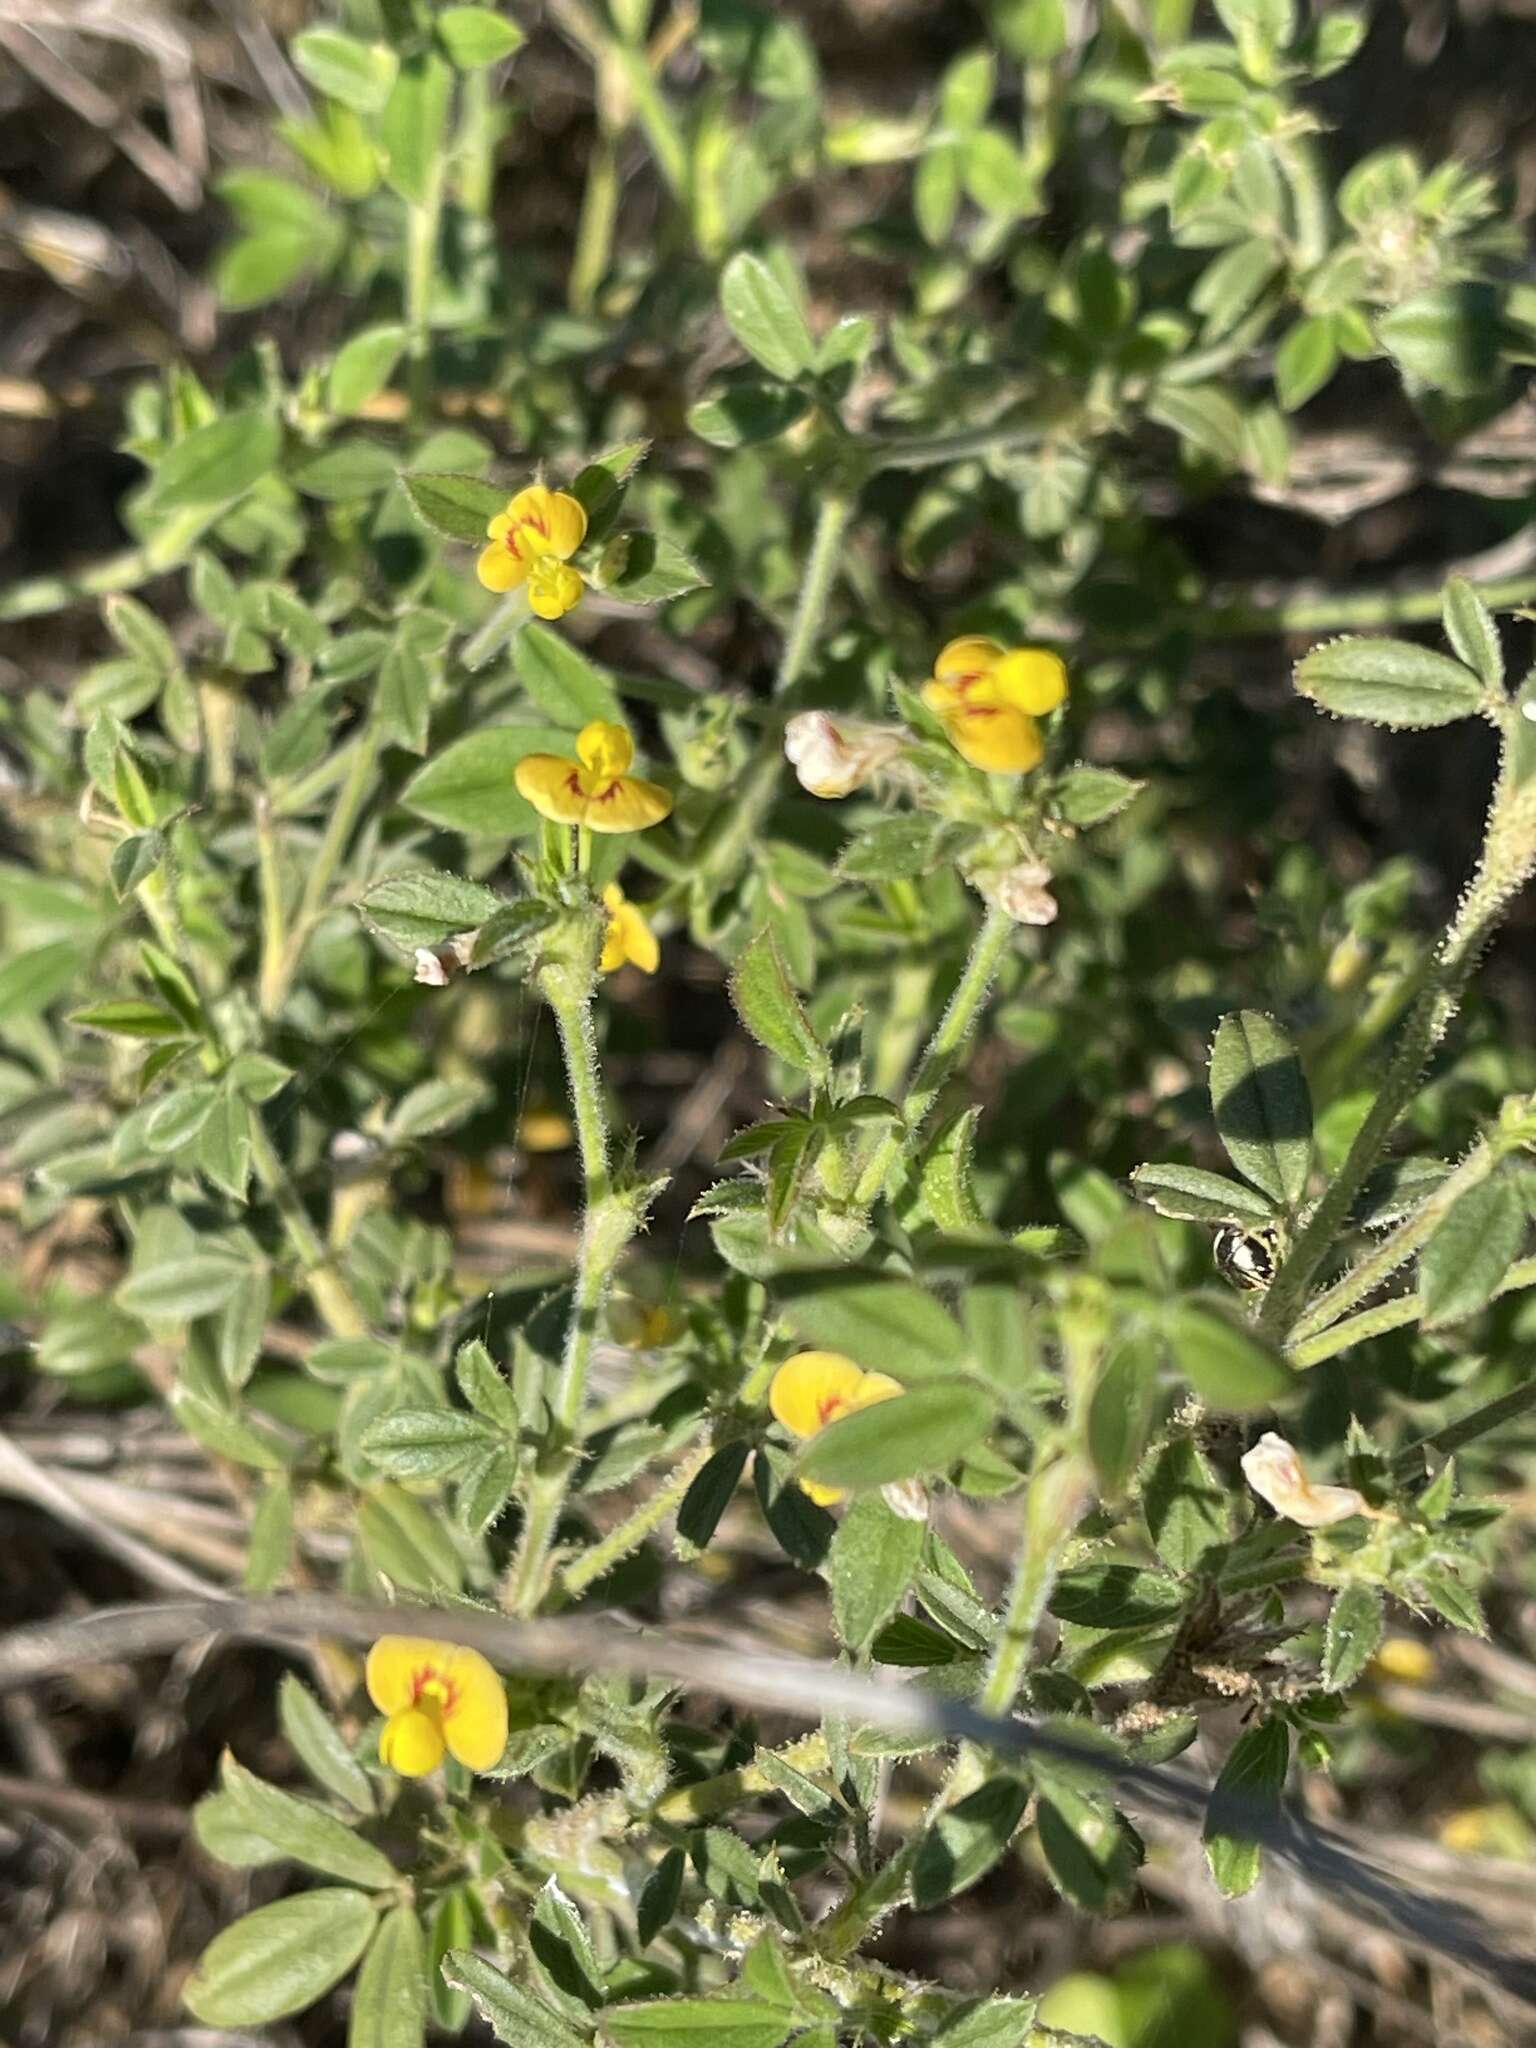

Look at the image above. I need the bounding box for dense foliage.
[6,0,1536,2042]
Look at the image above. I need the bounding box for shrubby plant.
[7,0,1536,2041]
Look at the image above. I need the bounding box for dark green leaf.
[1419,1174,1527,1329]
[1321,1582,1383,1691]
[1209,1010,1312,1208]
[1203,1718,1288,1898]
[1131,1162,1276,1226]
[279,1674,374,1813]
[729,928,827,1077]
[830,1495,926,1651]
[357,870,505,955]
[1163,1300,1291,1410]
[401,725,574,838]
[912,1776,1029,1906]
[400,470,505,543]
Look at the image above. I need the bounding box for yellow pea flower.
[366,1635,508,1777]
[609,1295,683,1348]
[1370,1637,1435,1686]
[601,882,660,973]
[769,1350,903,1507]
[515,721,672,834]
[477,483,588,620]
[920,635,1068,774]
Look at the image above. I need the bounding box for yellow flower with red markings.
[769,1350,902,1506]
[476,483,588,619]
[514,721,672,834]
[366,1635,508,1777]
[601,882,660,973]
[920,635,1068,774]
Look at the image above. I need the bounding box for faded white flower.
[412,932,477,986]
[993,858,1059,926]
[1240,1431,1367,1529]
[881,1477,930,1524]
[783,711,903,799]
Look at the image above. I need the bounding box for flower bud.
[1240,1431,1367,1529]
[783,712,902,799]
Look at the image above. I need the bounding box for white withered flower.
[783,712,903,799]
[993,858,1059,926]
[1240,1431,1367,1529]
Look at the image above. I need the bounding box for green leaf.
[145,1085,219,1152]
[217,1755,395,1887]
[938,47,995,131]
[293,437,399,501]
[1130,1162,1276,1226]
[292,28,397,111]
[183,1889,376,2026]
[104,593,178,675]
[719,251,815,381]
[674,1440,751,1555]
[198,1083,252,1200]
[778,1275,968,1377]
[516,623,623,727]
[329,323,407,414]
[377,635,432,754]
[915,141,962,245]
[441,1951,588,2048]
[1296,635,1485,729]
[110,830,166,898]
[436,6,526,67]
[912,1776,1029,1906]
[598,532,707,604]
[1053,764,1142,829]
[830,1495,926,1651]
[637,1845,687,1949]
[1442,577,1503,692]
[729,927,827,1077]
[1274,314,1338,411]
[1191,237,1281,339]
[401,724,574,838]
[1163,1300,1291,1410]
[117,1249,253,1322]
[1419,1174,1527,1329]
[1203,1718,1288,1898]
[837,815,947,882]
[357,1485,466,1593]
[146,412,281,513]
[604,1998,798,2047]
[70,1000,185,1040]
[1209,1010,1313,1208]
[400,470,504,543]
[348,1904,426,2048]
[917,1108,988,1235]
[0,940,84,1022]
[455,1338,520,1433]
[1143,1435,1229,1575]
[244,1475,293,1592]
[379,54,451,204]
[798,1378,996,1490]
[385,1076,490,1141]
[1147,385,1246,469]
[1050,1563,1187,1630]
[689,382,810,448]
[279,1673,374,1813]
[1379,284,1508,397]
[1036,1783,1140,1911]
[358,868,504,954]
[1087,1333,1160,1502]
[929,1996,1040,2046]
[1321,1582,1383,1692]
[172,1387,288,1471]
[361,1406,496,1480]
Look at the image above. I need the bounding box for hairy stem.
[775,494,852,697]
[978,1452,1089,1718]
[1288,1133,1505,1345]
[854,903,1015,1208]
[404,160,444,424]
[561,1437,711,1599]
[260,726,380,1016]
[1291,1252,1536,1370]
[248,1114,366,1338]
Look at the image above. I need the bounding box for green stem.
[1405,1373,1536,1468]
[249,1113,367,1337]
[1288,1133,1505,1346]
[1259,806,1532,1339]
[1196,571,1536,642]
[775,495,852,697]
[1291,1253,1536,1370]
[978,1452,1089,1718]
[404,159,444,424]
[865,421,1041,471]
[569,127,620,313]
[462,589,532,672]
[853,904,1015,1209]
[505,967,640,1616]
[560,1437,711,1598]
[261,726,380,1016]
